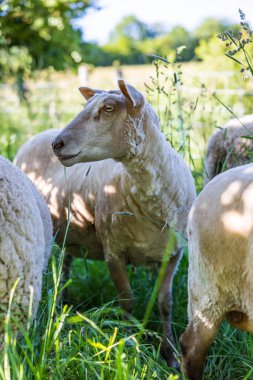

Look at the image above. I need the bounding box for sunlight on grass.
[0,59,252,379]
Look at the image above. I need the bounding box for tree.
[96,15,167,66]
[0,0,97,74]
[194,18,240,41]
[141,26,197,62]
[164,26,197,61]
[195,35,236,69]
[109,15,163,43]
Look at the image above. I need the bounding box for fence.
[0,67,252,116]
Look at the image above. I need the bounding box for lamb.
[0,156,52,344]
[204,115,253,183]
[180,163,253,380]
[14,80,196,366]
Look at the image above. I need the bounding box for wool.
[0,156,52,342]
[204,114,253,183]
[180,163,253,380]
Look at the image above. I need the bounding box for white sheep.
[14,80,196,366]
[204,115,253,183]
[0,156,52,343]
[180,163,253,380]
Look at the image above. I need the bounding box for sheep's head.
[52,80,145,167]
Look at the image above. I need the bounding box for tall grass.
[0,245,182,380]
[0,60,253,379]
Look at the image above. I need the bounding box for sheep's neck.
[121,113,179,224]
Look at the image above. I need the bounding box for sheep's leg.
[158,247,182,368]
[180,317,222,380]
[106,256,133,313]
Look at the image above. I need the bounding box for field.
[0,61,253,379]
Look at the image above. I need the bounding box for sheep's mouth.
[58,152,81,161]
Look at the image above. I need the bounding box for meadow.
[0,61,253,379]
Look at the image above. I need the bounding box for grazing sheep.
[15,80,196,366]
[204,115,253,183]
[180,163,253,380]
[0,156,52,343]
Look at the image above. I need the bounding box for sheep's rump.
[204,115,253,183]
[188,163,253,325]
[0,157,52,336]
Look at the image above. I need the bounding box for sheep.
[14,80,196,366]
[204,115,253,183]
[0,156,52,344]
[180,163,253,380]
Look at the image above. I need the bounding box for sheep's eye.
[103,105,114,113]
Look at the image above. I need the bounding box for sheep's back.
[14,130,123,257]
[0,157,49,323]
[205,115,253,183]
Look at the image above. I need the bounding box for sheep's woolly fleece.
[205,115,253,183]
[181,162,253,379]
[188,163,253,327]
[0,156,52,336]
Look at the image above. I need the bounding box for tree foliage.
[194,17,240,41]
[0,0,96,76]
[0,4,246,72]
[92,16,239,66]
[109,15,164,43]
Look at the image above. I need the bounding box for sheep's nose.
[52,136,65,152]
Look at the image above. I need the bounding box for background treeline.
[0,0,245,80]
[85,15,240,66]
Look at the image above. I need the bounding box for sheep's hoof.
[160,344,180,370]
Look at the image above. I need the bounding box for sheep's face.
[52,80,145,167]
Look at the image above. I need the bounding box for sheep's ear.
[118,80,144,109]
[79,87,102,100]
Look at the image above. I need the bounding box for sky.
[75,0,253,45]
